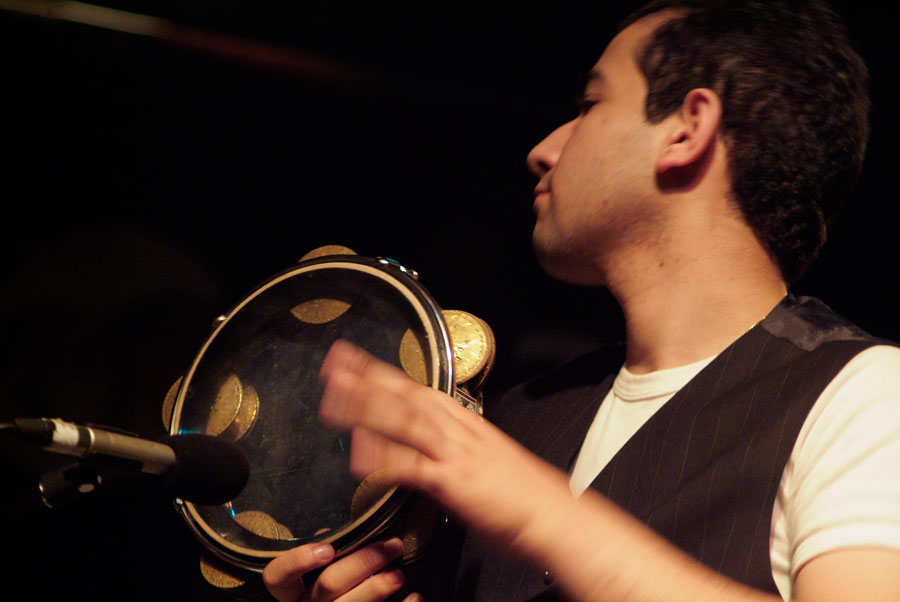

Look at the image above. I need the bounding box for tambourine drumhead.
[168,255,455,571]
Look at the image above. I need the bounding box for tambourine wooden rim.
[168,254,456,571]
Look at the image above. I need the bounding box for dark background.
[1,1,897,599]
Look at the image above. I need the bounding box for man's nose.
[526,120,575,177]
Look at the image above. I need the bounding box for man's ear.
[656,88,722,174]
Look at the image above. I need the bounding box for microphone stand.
[0,451,158,527]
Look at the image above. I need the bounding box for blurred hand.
[317,340,576,561]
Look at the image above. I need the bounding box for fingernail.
[382,537,405,557]
[383,569,405,586]
[312,544,334,561]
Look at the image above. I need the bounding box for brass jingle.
[443,309,496,392]
[392,493,446,564]
[398,329,429,385]
[290,298,352,324]
[466,314,496,394]
[220,384,260,443]
[273,519,295,541]
[299,245,357,261]
[206,374,243,436]
[199,552,270,600]
[291,245,357,324]
[161,375,183,431]
[199,510,294,597]
[350,473,444,564]
[233,510,286,541]
[350,472,395,519]
[199,552,254,594]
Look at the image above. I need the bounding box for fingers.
[262,539,406,602]
[320,338,537,515]
[315,341,572,563]
[325,569,405,602]
[318,339,505,495]
[321,339,484,425]
[263,543,334,602]
[347,425,431,487]
[319,340,471,456]
[310,538,405,601]
[324,372,447,458]
[320,340,429,409]
[320,339,372,382]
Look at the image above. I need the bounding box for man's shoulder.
[822,344,900,398]
[485,343,624,429]
[508,342,624,398]
[764,294,893,351]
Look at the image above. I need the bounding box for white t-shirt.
[568,345,900,600]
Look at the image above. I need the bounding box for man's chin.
[532,239,605,287]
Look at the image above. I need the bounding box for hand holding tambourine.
[161,246,495,597]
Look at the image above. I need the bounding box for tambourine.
[161,246,495,596]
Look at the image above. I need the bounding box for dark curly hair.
[623,0,869,283]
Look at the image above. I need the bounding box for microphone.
[12,417,250,505]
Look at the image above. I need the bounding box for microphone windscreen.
[159,434,250,505]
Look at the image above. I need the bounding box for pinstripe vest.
[454,295,879,601]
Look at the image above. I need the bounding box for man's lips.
[533,176,551,201]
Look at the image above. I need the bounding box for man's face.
[528,15,673,286]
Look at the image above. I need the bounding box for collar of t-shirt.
[569,355,717,496]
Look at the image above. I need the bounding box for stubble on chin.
[531,196,665,289]
[531,229,608,287]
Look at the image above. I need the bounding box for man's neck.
[620,281,786,375]
[606,222,787,375]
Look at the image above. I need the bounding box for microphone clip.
[38,454,151,509]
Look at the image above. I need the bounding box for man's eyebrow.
[582,68,606,90]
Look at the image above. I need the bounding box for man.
[263,1,900,600]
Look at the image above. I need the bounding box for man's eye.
[576,98,598,115]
